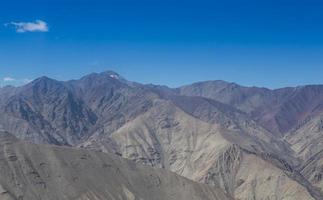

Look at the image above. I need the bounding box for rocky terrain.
[1,70,323,199]
[0,131,230,200]
[286,113,323,190]
[179,81,323,136]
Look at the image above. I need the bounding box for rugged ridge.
[178,81,323,136]
[1,71,323,199]
[81,99,319,199]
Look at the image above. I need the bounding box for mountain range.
[1,71,323,200]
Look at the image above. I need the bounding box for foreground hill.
[0,131,230,200]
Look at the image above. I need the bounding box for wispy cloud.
[3,77,15,82]
[5,20,49,33]
[1,77,33,86]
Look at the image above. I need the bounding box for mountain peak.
[78,70,129,86]
[100,70,121,79]
[31,76,59,84]
[23,76,64,93]
[97,70,127,82]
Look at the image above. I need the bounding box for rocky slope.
[0,72,158,146]
[0,77,97,145]
[286,114,323,190]
[179,81,323,136]
[0,131,230,200]
[81,99,319,200]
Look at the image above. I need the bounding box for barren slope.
[286,114,323,190]
[0,131,230,200]
[82,100,318,200]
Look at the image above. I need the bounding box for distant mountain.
[1,71,323,199]
[0,76,97,144]
[0,72,157,145]
[179,81,323,136]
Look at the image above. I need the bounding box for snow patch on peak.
[109,74,119,79]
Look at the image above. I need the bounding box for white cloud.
[6,20,49,33]
[3,77,15,82]
[1,77,33,86]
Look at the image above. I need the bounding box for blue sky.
[1,0,323,88]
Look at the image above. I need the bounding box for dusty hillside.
[82,100,319,200]
[286,114,323,190]
[0,131,230,200]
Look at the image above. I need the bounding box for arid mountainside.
[179,81,323,136]
[0,71,157,145]
[1,71,323,200]
[0,77,97,145]
[82,100,317,200]
[0,131,230,200]
[286,113,323,190]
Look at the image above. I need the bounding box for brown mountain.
[1,71,323,199]
[286,113,323,190]
[0,76,97,145]
[179,81,323,136]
